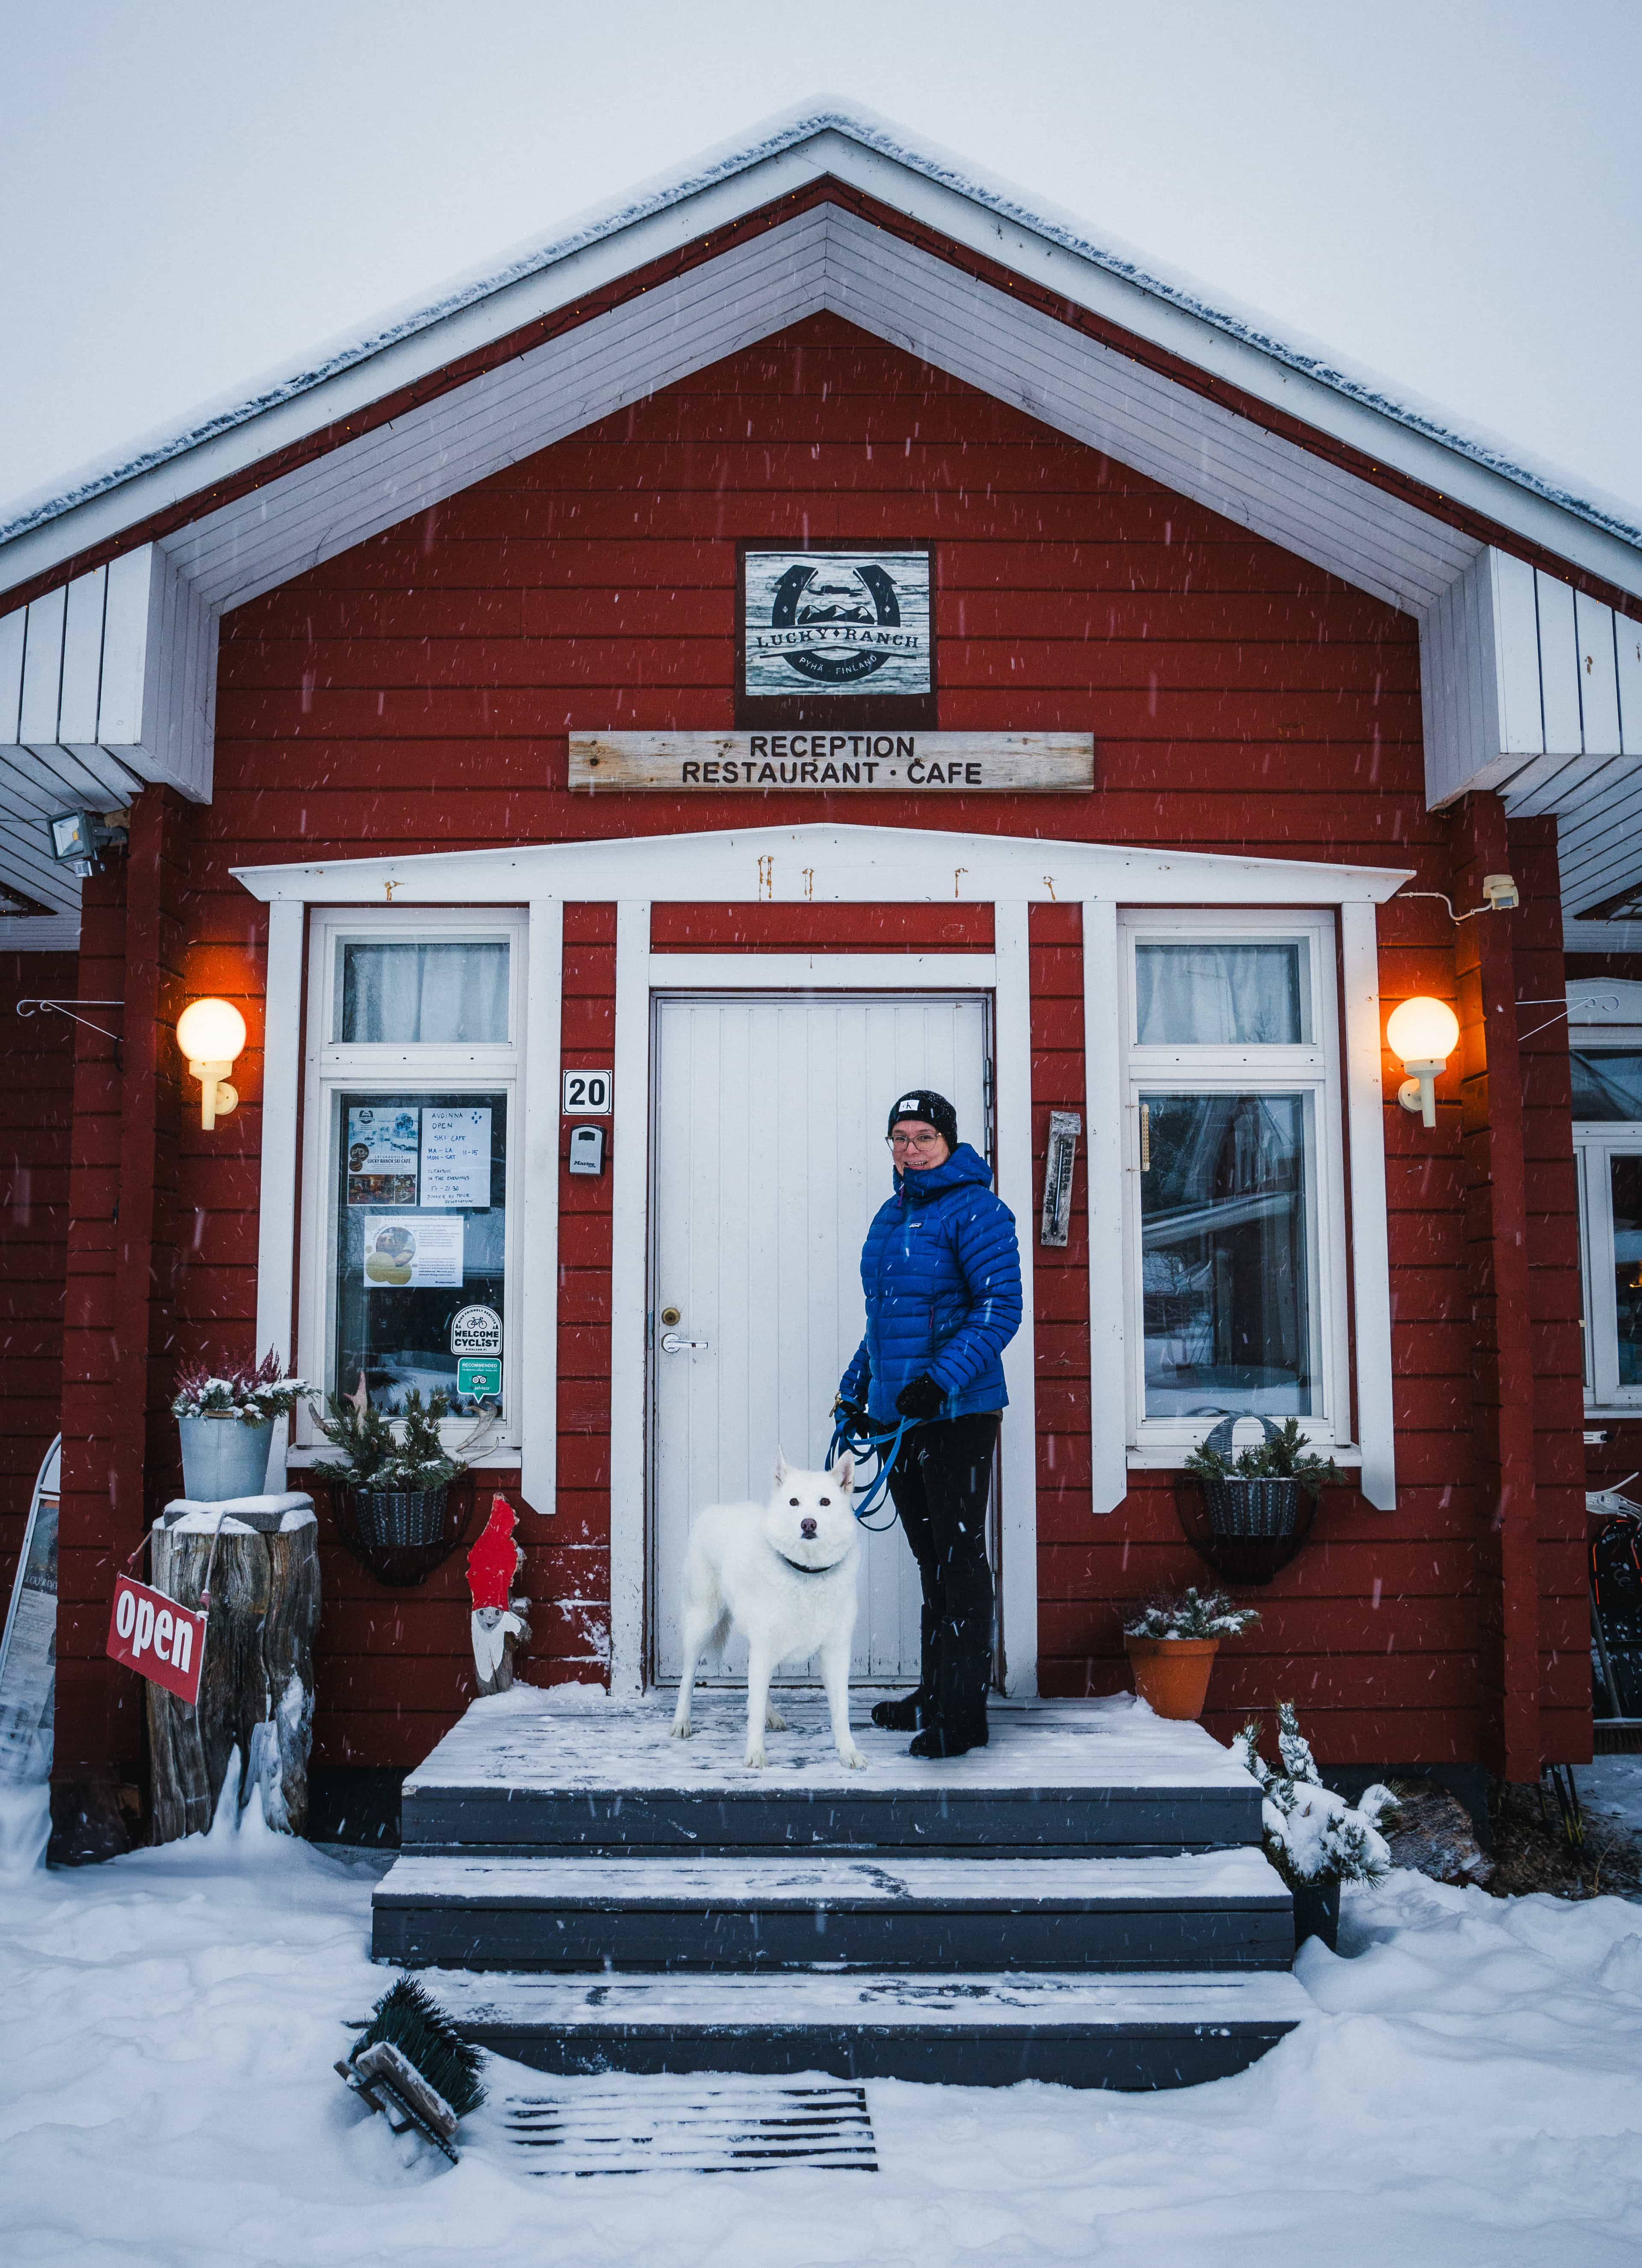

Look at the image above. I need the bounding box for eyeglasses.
[887,1130,943,1152]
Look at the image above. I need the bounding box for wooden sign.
[738,544,936,729]
[569,732,1094,794]
[107,1574,207,1705]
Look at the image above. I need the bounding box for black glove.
[833,1396,867,1432]
[895,1374,946,1421]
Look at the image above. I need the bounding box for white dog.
[670,1449,865,1770]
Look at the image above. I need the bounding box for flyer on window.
[421,1106,491,1207]
[360,1215,464,1289]
[346,1105,420,1206]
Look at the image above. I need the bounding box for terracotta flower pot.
[1125,1635,1220,1720]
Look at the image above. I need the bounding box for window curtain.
[341,942,510,1044]
[1136,943,1304,1045]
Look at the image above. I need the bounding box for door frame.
[609,930,1040,1697]
[645,981,997,1688]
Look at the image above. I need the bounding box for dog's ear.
[774,1445,789,1485]
[830,1453,854,1497]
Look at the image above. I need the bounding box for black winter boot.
[908,1719,989,1759]
[871,1689,927,1731]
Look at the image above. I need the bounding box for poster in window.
[421,1106,492,1208]
[346,1105,419,1206]
[361,1215,464,1289]
[737,544,936,727]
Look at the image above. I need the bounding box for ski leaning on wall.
[0,1437,60,1787]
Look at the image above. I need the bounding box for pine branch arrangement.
[313,1386,465,1492]
[1184,1417,1343,1500]
[351,1978,486,2117]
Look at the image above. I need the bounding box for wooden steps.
[423,1966,1313,2091]
[373,1848,1294,1972]
[375,1691,1308,2090]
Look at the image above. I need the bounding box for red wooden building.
[4,116,1641,1833]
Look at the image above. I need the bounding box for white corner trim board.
[608,901,652,1695]
[991,901,1039,1697]
[253,901,305,1490]
[1081,900,1127,1517]
[520,900,564,1516]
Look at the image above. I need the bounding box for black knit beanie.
[886,1088,959,1148]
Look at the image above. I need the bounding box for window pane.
[333,1091,507,1418]
[1140,1091,1313,1416]
[1613,1155,1642,1388]
[1572,1049,1642,1122]
[1136,942,1307,1045]
[340,941,510,1043]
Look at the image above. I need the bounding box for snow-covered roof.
[1,106,1639,608]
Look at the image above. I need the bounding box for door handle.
[659,1332,711,1355]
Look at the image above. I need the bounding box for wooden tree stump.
[146,1506,321,1843]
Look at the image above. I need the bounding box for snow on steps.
[428,1966,1313,2091]
[372,1847,1294,1972]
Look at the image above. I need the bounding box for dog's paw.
[764,1705,788,1731]
[838,1742,868,1771]
[744,1745,767,1770]
[670,1716,692,1740]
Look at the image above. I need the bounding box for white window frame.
[1118,907,1352,1461]
[290,904,529,1465]
[1570,1010,1642,1417]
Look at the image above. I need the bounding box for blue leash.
[826,1411,921,1531]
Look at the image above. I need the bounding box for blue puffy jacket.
[839,1143,1023,1424]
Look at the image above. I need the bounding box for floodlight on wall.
[47,809,127,879]
[1386,996,1461,1129]
[176,998,245,1131]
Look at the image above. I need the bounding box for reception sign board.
[569,732,1093,794]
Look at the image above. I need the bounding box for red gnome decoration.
[466,1494,531,1694]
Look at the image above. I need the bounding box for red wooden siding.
[49,310,1589,1777]
[0,951,77,1603]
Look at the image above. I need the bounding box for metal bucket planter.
[177,1412,275,1502]
[1177,1414,1318,1586]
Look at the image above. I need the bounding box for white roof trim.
[3,112,1639,608]
[231,821,1414,908]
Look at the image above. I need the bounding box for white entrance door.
[651,993,990,1684]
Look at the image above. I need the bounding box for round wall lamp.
[1386,995,1460,1129]
[176,998,246,1131]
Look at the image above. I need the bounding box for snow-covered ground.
[5,1787,1642,2266]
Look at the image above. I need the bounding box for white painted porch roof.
[2,111,1639,943]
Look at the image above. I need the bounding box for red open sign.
[107,1575,207,1705]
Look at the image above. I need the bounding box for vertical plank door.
[651,993,989,1684]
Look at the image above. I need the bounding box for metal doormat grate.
[499,2080,877,2176]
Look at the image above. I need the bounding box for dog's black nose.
[800,1518,818,1539]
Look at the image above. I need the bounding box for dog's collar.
[769,1545,846,1577]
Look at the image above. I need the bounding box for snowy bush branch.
[1235,1703,1397,1885]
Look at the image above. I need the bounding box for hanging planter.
[314,1385,475,1586]
[1177,1415,1343,1586]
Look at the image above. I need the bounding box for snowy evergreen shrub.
[1124,1586,1261,1641]
[1236,1703,1397,1885]
[172,1349,307,1424]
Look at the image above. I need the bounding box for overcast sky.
[3,0,1639,523]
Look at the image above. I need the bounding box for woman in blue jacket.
[837,1088,1022,1757]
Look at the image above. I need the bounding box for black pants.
[886,1413,999,1732]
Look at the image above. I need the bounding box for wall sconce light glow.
[1386,995,1460,1129]
[176,998,246,1131]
